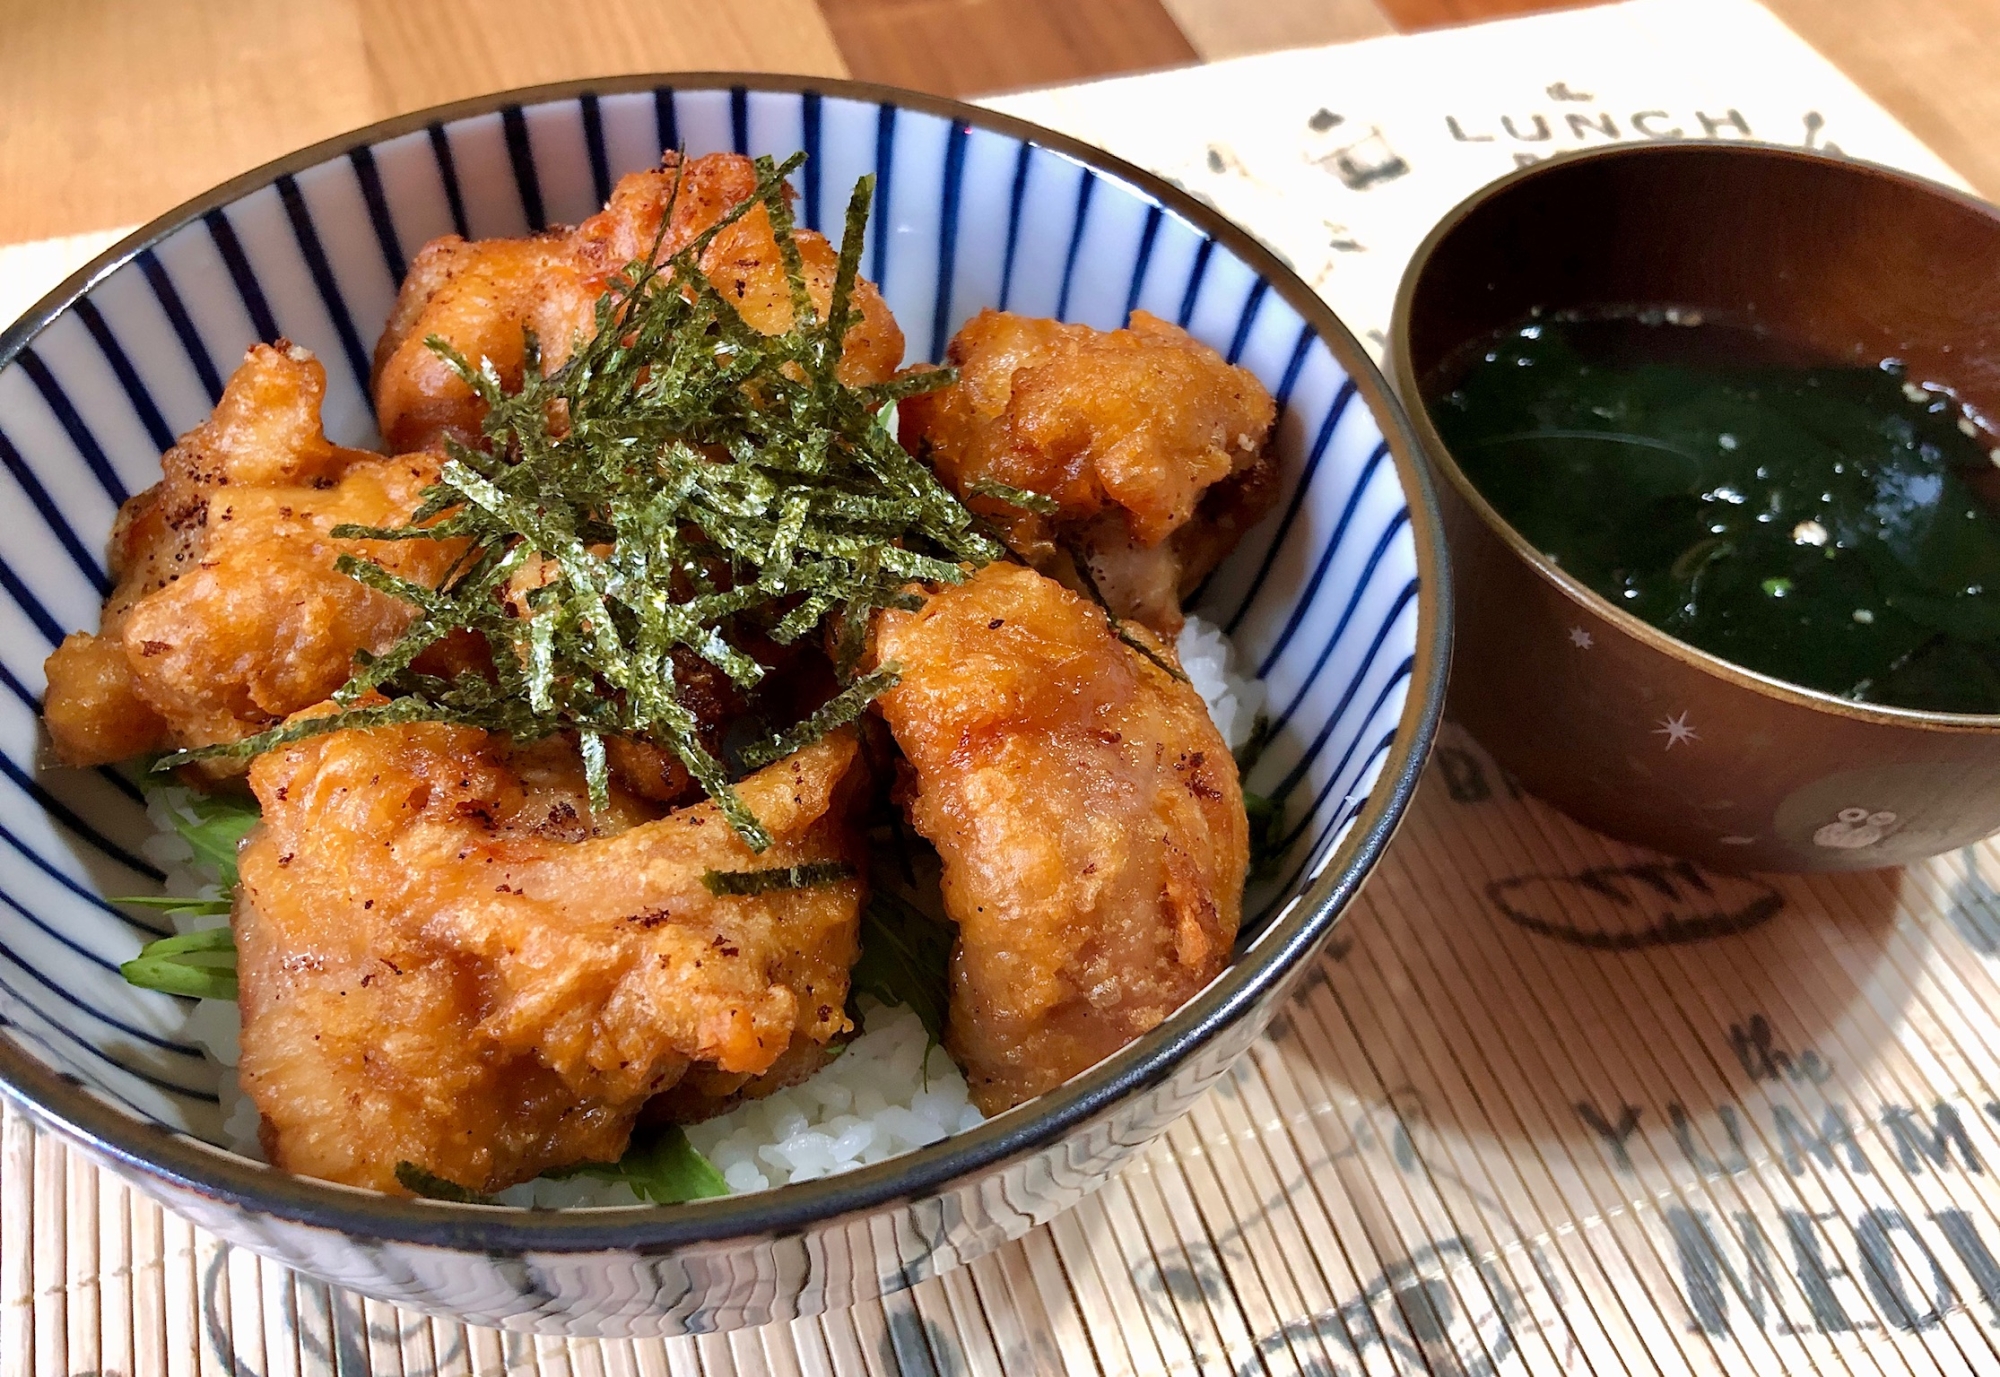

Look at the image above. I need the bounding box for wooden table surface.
[3,0,1998,248]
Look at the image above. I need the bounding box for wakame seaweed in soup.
[1431,312,2000,715]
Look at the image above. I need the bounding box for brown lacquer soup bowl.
[1392,142,2000,874]
[0,77,1445,1334]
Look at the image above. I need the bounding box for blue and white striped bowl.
[0,76,1448,1334]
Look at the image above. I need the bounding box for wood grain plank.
[1759,0,2000,199]
[820,0,1198,98]
[354,0,847,115]
[1374,0,1595,29]
[0,0,378,244]
[0,0,847,246]
[1161,0,1392,61]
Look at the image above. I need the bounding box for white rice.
[147,612,1258,1202]
[684,998,981,1191]
[137,785,265,1155]
[1178,612,1266,754]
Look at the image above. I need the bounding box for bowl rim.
[1389,139,2000,734]
[0,71,1450,1256]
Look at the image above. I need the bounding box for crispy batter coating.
[41,345,456,769]
[642,1032,837,1126]
[374,152,905,453]
[41,633,167,770]
[235,727,867,1194]
[901,309,1278,633]
[871,563,1247,1114]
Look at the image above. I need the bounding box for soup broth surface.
[1432,312,2000,714]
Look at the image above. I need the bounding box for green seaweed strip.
[754,154,816,330]
[1117,625,1192,684]
[737,666,899,771]
[823,176,872,361]
[701,860,856,897]
[1066,550,1192,684]
[395,1163,496,1205]
[967,478,1060,514]
[158,157,992,849]
[158,699,451,772]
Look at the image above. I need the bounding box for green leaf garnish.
[115,779,258,997]
[157,154,998,850]
[851,887,954,1046]
[1232,712,1272,773]
[112,894,233,916]
[701,860,856,897]
[134,784,261,887]
[1243,790,1287,883]
[544,1125,729,1203]
[967,478,1059,515]
[395,1162,496,1204]
[120,926,238,1001]
[182,801,260,883]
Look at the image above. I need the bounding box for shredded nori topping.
[394,1162,496,1204]
[159,155,998,849]
[701,859,857,896]
[967,478,1059,514]
[1065,547,1192,685]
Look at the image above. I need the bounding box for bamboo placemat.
[10,3,2000,1371]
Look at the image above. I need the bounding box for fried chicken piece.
[871,563,1247,1114]
[41,345,456,769]
[42,633,167,769]
[370,237,592,459]
[599,650,747,807]
[235,726,867,1195]
[374,152,905,454]
[900,309,1279,634]
[642,1032,837,1125]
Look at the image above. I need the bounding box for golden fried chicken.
[42,345,456,769]
[235,726,867,1195]
[374,152,906,454]
[871,562,1247,1114]
[900,309,1279,634]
